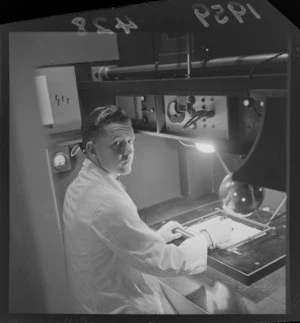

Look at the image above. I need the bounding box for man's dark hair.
[81,105,131,153]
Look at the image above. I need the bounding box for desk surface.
[139,194,287,314]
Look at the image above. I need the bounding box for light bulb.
[195,143,215,153]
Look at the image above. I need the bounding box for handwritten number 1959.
[72,16,138,36]
[193,2,261,28]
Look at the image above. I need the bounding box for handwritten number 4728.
[71,16,138,36]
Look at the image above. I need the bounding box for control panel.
[164,95,229,139]
[115,94,229,139]
[116,95,157,131]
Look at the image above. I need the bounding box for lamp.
[195,143,215,154]
[195,141,265,217]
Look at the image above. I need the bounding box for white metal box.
[34,66,82,134]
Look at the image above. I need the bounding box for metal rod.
[226,212,271,230]
[99,53,288,80]
[224,229,270,250]
[215,207,272,230]
[266,195,287,226]
[79,73,286,98]
[174,227,196,239]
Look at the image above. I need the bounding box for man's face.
[93,121,135,176]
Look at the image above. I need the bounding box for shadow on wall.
[10,144,47,313]
[116,134,182,210]
[50,134,182,228]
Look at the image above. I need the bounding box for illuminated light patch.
[233,192,237,197]
[243,99,250,107]
[195,143,215,153]
[242,197,246,202]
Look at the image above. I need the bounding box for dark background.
[1,0,299,322]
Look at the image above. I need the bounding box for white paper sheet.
[187,216,265,249]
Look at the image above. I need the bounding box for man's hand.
[202,217,233,248]
[157,221,184,243]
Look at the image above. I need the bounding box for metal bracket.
[91,65,117,81]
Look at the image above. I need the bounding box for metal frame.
[175,209,276,251]
[78,73,286,97]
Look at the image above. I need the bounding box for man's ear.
[85,141,96,157]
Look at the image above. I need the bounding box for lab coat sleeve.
[90,198,208,277]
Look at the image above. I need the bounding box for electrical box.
[164,95,229,139]
[34,66,82,134]
[116,95,157,131]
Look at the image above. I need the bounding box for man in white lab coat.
[63,105,232,314]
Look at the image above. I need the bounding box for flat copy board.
[187,216,265,249]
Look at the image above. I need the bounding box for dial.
[52,153,68,170]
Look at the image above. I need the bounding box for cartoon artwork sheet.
[187,216,266,249]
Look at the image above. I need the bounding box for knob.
[187,96,196,105]
[189,122,197,129]
[187,107,196,116]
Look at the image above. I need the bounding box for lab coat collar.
[82,158,126,190]
[82,158,114,178]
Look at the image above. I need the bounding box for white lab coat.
[63,158,208,314]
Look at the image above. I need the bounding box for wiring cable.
[245,52,285,117]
